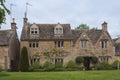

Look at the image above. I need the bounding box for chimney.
[102,21,107,31]
[23,12,28,26]
[11,18,17,30]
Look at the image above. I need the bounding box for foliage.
[55,61,63,68]
[112,60,120,70]
[32,62,40,70]
[91,57,98,64]
[75,24,89,30]
[43,61,54,71]
[66,60,76,69]
[0,0,10,24]
[75,56,84,64]
[96,61,112,70]
[19,47,29,72]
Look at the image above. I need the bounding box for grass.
[0,70,120,80]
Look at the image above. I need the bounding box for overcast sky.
[2,0,120,38]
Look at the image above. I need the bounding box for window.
[81,41,87,49]
[54,41,64,48]
[55,28,63,35]
[30,57,40,65]
[99,56,109,63]
[101,41,107,48]
[55,58,63,64]
[51,58,63,64]
[30,28,39,34]
[29,42,39,48]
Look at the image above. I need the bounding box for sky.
[2,0,120,38]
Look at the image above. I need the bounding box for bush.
[112,60,120,70]
[55,61,63,68]
[66,60,76,69]
[28,66,34,72]
[32,62,40,70]
[96,61,112,70]
[75,56,84,64]
[19,47,29,72]
[43,61,54,71]
[91,57,98,64]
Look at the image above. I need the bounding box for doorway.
[83,57,91,70]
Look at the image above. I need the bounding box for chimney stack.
[23,12,28,26]
[102,21,107,32]
[11,18,17,30]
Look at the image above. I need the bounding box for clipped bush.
[75,56,84,64]
[43,61,54,71]
[19,47,29,72]
[96,61,112,70]
[112,60,120,70]
[66,60,76,69]
[91,57,98,64]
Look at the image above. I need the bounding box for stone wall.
[0,46,10,69]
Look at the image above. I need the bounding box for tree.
[0,0,10,24]
[19,47,29,72]
[75,24,89,30]
[43,48,68,62]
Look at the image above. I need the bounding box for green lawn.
[0,70,120,80]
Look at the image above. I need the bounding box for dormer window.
[54,23,63,35]
[55,28,63,35]
[30,28,39,34]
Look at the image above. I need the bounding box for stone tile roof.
[21,23,73,41]
[0,30,14,45]
[86,29,103,45]
[71,29,103,45]
[21,23,112,45]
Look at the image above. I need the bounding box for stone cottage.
[20,16,115,69]
[0,19,20,71]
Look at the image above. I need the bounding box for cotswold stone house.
[0,19,20,70]
[113,37,120,60]
[20,16,116,69]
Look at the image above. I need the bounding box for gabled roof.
[71,29,103,45]
[21,23,73,41]
[86,29,103,45]
[0,30,14,46]
[71,30,84,43]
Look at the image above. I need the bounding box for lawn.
[0,70,120,80]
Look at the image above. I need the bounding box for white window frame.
[30,28,39,34]
[55,27,63,35]
[101,41,107,48]
[80,41,87,49]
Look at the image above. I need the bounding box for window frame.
[80,40,87,49]
[29,42,39,48]
[30,28,39,35]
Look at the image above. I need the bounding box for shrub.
[55,61,63,68]
[66,60,76,69]
[32,62,40,70]
[112,60,120,70]
[91,57,98,64]
[54,61,63,71]
[43,61,54,71]
[75,56,84,64]
[96,61,112,70]
[19,47,29,72]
